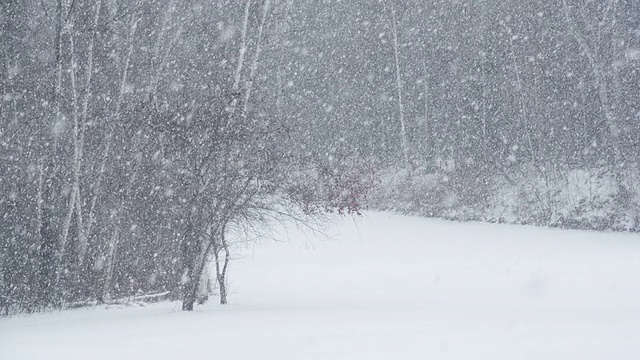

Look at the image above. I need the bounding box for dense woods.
[1,0,639,315]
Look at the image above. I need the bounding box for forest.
[1,0,639,315]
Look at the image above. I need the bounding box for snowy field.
[2,212,640,360]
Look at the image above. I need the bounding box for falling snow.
[1,1,640,357]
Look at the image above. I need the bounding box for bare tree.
[562,0,624,183]
[384,0,411,175]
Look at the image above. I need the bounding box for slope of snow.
[2,212,640,359]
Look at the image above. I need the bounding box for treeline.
[278,0,640,229]
[284,0,640,170]
[2,0,639,315]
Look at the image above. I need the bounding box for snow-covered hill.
[2,212,640,359]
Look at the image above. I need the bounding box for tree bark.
[227,0,253,120]
[181,240,208,311]
[386,1,411,175]
[214,231,230,305]
[99,222,119,303]
[76,0,102,265]
[242,0,271,119]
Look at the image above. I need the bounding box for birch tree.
[384,0,411,174]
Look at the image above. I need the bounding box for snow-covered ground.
[2,212,640,360]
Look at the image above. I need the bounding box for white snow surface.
[2,212,640,359]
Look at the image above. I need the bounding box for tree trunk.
[182,295,195,311]
[242,0,271,119]
[214,232,230,305]
[196,266,210,305]
[226,0,252,121]
[99,223,120,303]
[386,1,411,175]
[180,220,205,311]
[181,244,208,311]
[76,0,102,265]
